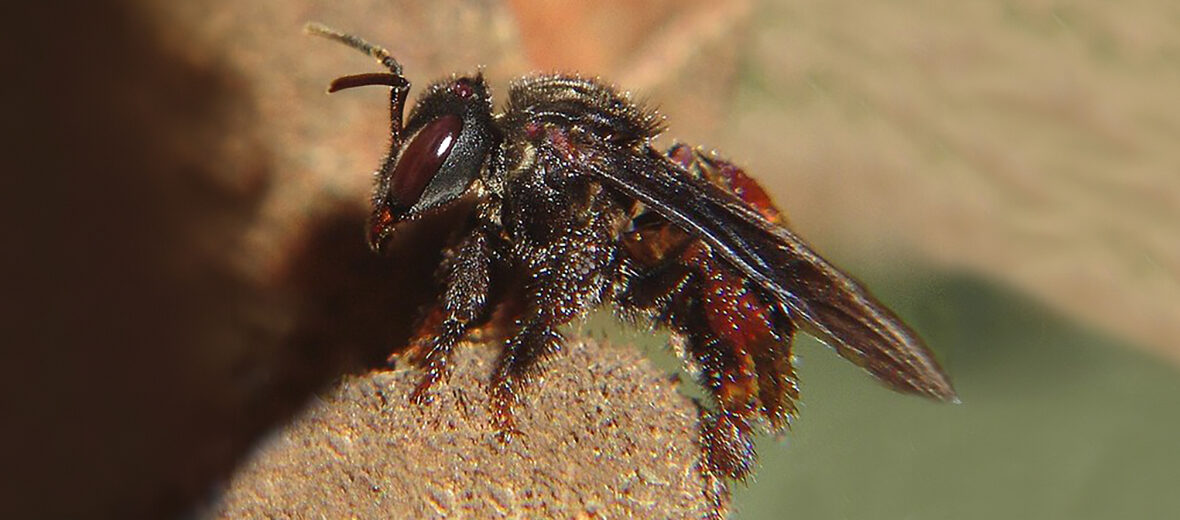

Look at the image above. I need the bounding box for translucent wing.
[592,148,957,401]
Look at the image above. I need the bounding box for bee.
[308,22,955,498]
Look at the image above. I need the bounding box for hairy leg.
[617,238,799,480]
[489,236,617,440]
[397,229,492,404]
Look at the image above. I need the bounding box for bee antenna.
[305,22,403,75]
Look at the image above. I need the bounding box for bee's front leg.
[399,228,492,405]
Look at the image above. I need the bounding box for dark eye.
[389,114,463,208]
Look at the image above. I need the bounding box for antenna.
[305,22,403,75]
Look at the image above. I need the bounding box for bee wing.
[592,149,957,402]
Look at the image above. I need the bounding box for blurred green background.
[736,271,1180,519]
[598,267,1180,519]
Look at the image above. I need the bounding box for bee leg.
[620,239,797,480]
[618,264,764,480]
[753,311,799,432]
[691,248,805,480]
[687,332,761,480]
[489,238,614,442]
[400,230,492,405]
[489,318,564,442]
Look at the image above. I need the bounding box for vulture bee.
[308,22,955,498]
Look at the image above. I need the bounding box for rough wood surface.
[210,338,725,519]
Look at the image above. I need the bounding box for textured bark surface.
[210,338,724,519]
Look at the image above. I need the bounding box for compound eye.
[389,114,463,209]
